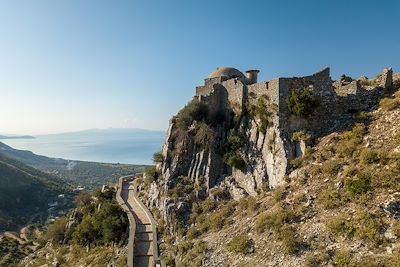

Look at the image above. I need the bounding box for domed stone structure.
[208,67,246,79]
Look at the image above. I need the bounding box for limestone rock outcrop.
[141,67,395,234]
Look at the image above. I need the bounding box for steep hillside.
[135,68,400,266]
[0,154,67,231]
[20,187,128,267]
[0,142,148,190]
[157,88,400,266]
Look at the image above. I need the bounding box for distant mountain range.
[0,135,35,140]
[35,127,164,137]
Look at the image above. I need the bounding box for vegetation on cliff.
[176,99,209,130]
[19,187,129,266]
[287,87,318,117]
[45,188,128,246]
[149,82,400,266]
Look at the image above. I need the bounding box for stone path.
[122,182,154,266]
[118,177,162,267]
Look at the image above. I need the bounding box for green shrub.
[326,214,353,238]
[93,188,115,202]
[152,152,163,163]
[72,215,97,246]
[304,251,329,267]
[189,202,203,223]
[226,134,246,151]
[290,156,305,169]
[223,152,246,170]
[164,255,175,267]
[223,133,247,170]
[186,227,201,240]
[359,149,379,164]
[195,122,216,150]
[238,196,258,213]
[72,198,128,246]
[353,210,382,245]
[392,221,400,238]
[321,159,343,176]
[144,166,158,183]
[291,131,312,144]
[395,133,400,145]
[357,255,400,267]
[75,192,93,208]
[287,87,317,117]
[45,217,68,244]
[389,153,400,171]
[91,202,128,244]
[277,224,301,255]
[176,99,208,129]
[336,138,359,158]
[255,205,294,233]
[343,165,358,177]
[211,188,230,200]
[326,211,382,246]
[336,124,366,158]
[177,240,192,254]
[352,123,367,137]
[180,240,208,266]
[273,186,286,202]
[226,235,253,255]
[208,202,235,231]
[372,168,399,189]
[345,173,371,196]
[318,189,344,209]
[250,95,273,134]
[201,198,216,213]
[333,250,357,267]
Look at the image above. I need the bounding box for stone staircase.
[117,176,164,267]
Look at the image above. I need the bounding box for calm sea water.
[1,129,165,165]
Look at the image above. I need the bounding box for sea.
[1,128,165,165]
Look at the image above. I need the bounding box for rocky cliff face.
[143,97,288,234]
[140,67,396,237]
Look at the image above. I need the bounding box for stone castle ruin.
[155,66,395,202]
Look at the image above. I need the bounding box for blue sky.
[0,0,399,134]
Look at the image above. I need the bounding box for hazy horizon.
[0,127,165,137]
[0,0,399,135]
[1,127,165,164]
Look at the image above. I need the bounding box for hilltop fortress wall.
[196,67,393,137]
[193,66,394,189]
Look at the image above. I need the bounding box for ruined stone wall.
[196,77,222,96]
[274,68,336,162]
[276,67,394,164]
[334,80,360,96]
[221,79,246,113]
[248,78,280,105]
[277,68,334,134]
